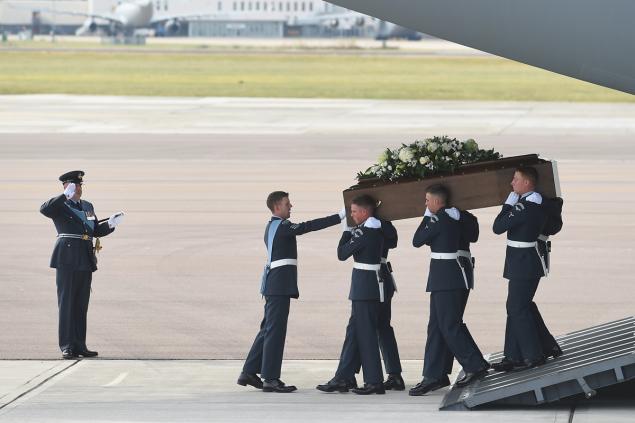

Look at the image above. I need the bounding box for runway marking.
[103,372,128,387]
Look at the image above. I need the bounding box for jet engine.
[164,19,181,34]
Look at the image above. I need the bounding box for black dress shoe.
[384,374,405,391]
[455,366,489,387]
[262,379,297,393]
[61,349,76,359]
[76,349,98,358]
[545,344,563,359]
[316,378,351,393]
[237,372,263,389]
[491,358,520,372]
[514,357,546,371]
[408,376,450,396]
[351,383,385,395]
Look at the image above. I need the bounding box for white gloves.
[338,207,347,220]
[341,218,352,233]
[424,208,433,217]
[108,211,125,229]
[63,183,76,199]
[505,192,519,206]
[363,216,381,229]
[526,192,543,205]
[445,207,460,221]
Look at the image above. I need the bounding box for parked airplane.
[327,0,635,95]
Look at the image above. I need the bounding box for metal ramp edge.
[440,316,635,410]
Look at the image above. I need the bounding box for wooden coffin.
[342,154,560,224]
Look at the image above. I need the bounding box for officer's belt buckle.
[81,234,90,241]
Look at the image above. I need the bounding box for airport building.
[0,0,381,37]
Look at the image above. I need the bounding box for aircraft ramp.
[440,316,635,410]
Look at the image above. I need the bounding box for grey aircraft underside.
[327,0,635,95]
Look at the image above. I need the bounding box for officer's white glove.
[526,192,543,205]
[505,192,520,206]
[340,218,352,233]
[63,183,76,200]
[424,207,433,217]
[363,216,381,229]
[338,207,347,220]
[108,211,125,229]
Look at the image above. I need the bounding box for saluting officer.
[410,185,488,396]
[492,166,559,372]
[40,171,123,359]
[316,195,386,395]
[317,216,404,393]
[238,191,343,393]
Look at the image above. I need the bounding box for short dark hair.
[351,194,377,213]
[426,184,450,204]
[266,191,289,212]
[516,166,539,186]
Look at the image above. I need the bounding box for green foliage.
[357,136,501,182]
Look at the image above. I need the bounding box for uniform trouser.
[504,277,548,362]
[347,293,402,377]
[439,290,487,376]
[423,290,485,380]
[334,300,383,385]
[242,295,290,381]
[56,268,92,352]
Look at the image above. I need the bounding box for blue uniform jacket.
[40,194,114,272]
[262,213,340,298]
[379,219,398,298]
[413,207,467,292]
[338,225,384,301]
[493,193,548,280]
[458,210,479,289]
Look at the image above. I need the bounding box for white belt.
[430,252,469,289]
[270,259,297,269]
[57,233,92,241]
[430,252,458,260]
[353,262,381,271]
[380,257,388,264]
[506,240,549,277]
[353,262,384,303]
[538,235,549,242]
[457,250,472,259]
[507,240,536,248]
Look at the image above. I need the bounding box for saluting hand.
[338,207,347,220]
[63,183,76,200]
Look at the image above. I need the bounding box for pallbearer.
[317,195,386,395]
[238,191,343,393]
[492,167,560,372]
[409,184,488,396]
[40,171,123,359]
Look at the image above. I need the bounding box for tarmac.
[0,95,634,421]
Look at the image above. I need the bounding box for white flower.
[378,151,389,164]
[387,165,392,171]
[464,139,479,153]
[419,156,430,165]
[442,143,453,153]
[454,151,461,158]
[398,147,414,163]
[427,142,438,153]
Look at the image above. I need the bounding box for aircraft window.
[240,1,244,11]
[248,2,252,10]
[155,2,160,10]
[256,2,260,10]
[293,2,297,12]
[218,1,222,11]
[233,1,237,11]
[308,2,312,11]
[164,0,168,11]
[301,2,305,11]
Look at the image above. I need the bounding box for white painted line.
[103,372,128,387]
